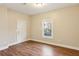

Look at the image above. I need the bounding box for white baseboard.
[0,39,79,51]
[9,40,28,46]
[0,46,9,51]
[0,40,29,51]
[31,39,79,50]
[9,42,19,46]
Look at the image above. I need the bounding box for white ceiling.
[1,3,78,15]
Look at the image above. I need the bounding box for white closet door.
[17,19,27,43]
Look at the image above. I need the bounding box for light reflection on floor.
[42,45,54,56]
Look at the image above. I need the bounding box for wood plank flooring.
[0,41,79,56]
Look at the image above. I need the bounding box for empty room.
[0,3,79,56]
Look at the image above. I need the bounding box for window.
[42,19,53,39]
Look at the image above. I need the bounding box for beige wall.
[8,9,31,44]
[0,5,31,47]
[0,5,79,49]
[31,6,79,48]
[0,6,8,47]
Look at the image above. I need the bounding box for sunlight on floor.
[42,45,54,56]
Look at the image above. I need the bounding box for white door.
[17,20,27,43]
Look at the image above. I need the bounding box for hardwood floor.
[0,40,79,56]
